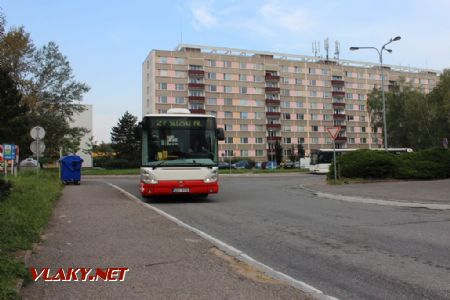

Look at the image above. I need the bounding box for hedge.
[328,148,450,180]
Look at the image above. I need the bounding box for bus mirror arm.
[135,122,143,139]
[216,128,225,141]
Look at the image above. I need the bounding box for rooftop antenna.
[334,40,340,59]
[180,32,183,45]
[312,41,320,57]
[324,37,330,60]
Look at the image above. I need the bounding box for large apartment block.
[142,44,439,160]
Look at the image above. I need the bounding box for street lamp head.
[349,47,359,51]
[385,48,393,53]
[392,36,401,41]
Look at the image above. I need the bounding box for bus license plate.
[173,188,189,193]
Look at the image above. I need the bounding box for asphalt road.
[107,175,450,300]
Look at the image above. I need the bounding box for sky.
[2,0,449,143]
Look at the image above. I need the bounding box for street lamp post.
[350,36,401,150]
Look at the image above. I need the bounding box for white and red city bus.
[139,108,224,197]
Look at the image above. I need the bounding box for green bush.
[329,148,450,180]
[329,150,398,179]
[0,178,12,201]
[95,158,140,169]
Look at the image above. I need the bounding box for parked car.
[265,161,278,169]
[218,161,231,169]
[232,160,251,169]
[282,161,295,168]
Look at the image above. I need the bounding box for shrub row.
[93,157,140,169]
[328,148,450,180]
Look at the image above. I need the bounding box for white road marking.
[106,181,339,300]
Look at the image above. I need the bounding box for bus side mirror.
[135,122,143,139]
[216,128,225,141]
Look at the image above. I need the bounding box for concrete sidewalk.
[21,180,312,300]
[299,174,450,209]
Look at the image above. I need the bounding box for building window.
[346,93,353,99]
[224,86,233,93]
[297,126,305,132]
[208,72,216,80]
[207,98,217,105]
[324,114,333,121]
[224,98,232,106]
[209,111,217,117]
[255,100,264,107]
[296,113,304,120]
[224,61,232,68]
[254,75,264,82]
[322,69,329,75]
[309,68,316,74]
[361,137,367,144]
[281,101,290,108]
[224,149,234,157]
[324,103,332,109]
[296,102,303,108]
[295,67,302,73]
[240,150,249,157]
[295,79,302,85]
[362,127,366,133]
[239,99,248,106]
[159,57,168,63]
[224,73,232,80]
[311,137,319,143]
[346,104,353,110]
[224,124,232,131]
[358,94,365,100]
[256,137,264,144]
[175,71,185,78]
[283,137,292,143]
[311,114,320,121]
[282,113,291,120]
[312,126,319,132]
[159,69,168,76]
[254,112,263,119]
[175,58,185,64]
[310,79,317,86]
[240,137,248,144]
[239,74,246,81]
[309,90,317,97]
[256,150,264,157]
[255,125,264,131]
[359,104,365,111]
[347,115,354,121]
[348,138,355,144]
[282,77,290,84]
[176,97,185,104]
[175,84,184,91]
[208,59,216,67]
[360,115,366,122]
[298,137,305,143]
[323,91,331,98]
[240,87,247,94]
[240,112,248,119]
[159,96,167,104]
[283,126,291,132]
[159,83,167,90]
[225,137,233,143]
[240,124,248,131]
[281,89,290,96]
[224,111,233,118]
[209,85,217,92]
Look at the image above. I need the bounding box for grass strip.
[0,171,62,299]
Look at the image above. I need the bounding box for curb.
[299,185,450,210]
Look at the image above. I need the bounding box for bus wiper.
[152,160,168,169]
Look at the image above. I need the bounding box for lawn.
[0,171,62,299]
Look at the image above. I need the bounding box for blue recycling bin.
[60,155,83,185]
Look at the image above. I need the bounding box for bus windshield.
[142,116,218,167]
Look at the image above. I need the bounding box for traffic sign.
[30,141,46,154]
[3,144,16,160]
[30,126,46,140]
[326,127,341,140]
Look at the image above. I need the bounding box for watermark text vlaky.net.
[30,267,129,282]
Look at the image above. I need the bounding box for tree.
[0,68,30,152]
[289,144,297,162]
[368,73,450,150]
[274,140,283,165]
[298,142,305,158]
[111,111,141,163]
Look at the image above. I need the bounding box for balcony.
[266,123,282,130]
[189,108,206,114]
[332,91,345,97]
[332,102,345,109]
[265,99,281,105]
[267,136,282,142]
[188,70,205,77]
[265,87,280,93]
[331,79,345,86]
[333,113,346,120]
[265,111,281,117]
[334,136,347,142]
[188,96,205,102]
[267,149,276,155]
[188,83,205,89]
[265,74,280,81]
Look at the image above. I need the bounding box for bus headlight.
[141,170,158,184]
[204,169,218,183]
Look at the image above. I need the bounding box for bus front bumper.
[140,180,219,196]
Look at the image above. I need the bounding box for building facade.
[70,104,93,167]
[142,44,439,161]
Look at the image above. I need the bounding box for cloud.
[190,2,218,29]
